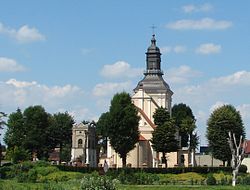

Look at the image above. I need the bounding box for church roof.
[134,74,172,94]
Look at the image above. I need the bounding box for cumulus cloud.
[0,79,84,116]
[196,43,221,54]
[166,65,202,84]
[182,3,213,13]
[0,22,45,43]
[173,71,250,144]
[161,45,187,54]
[237,104,250,120]
[160,46,172,54]
[0,57,26,72]
[92,81,132,97]
[166,18,232,30]
[211,71,250,86]
[100,61,142,79]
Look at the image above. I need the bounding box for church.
[106,34,190,168]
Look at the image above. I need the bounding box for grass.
[119,185,250,190]
[1,180,250,190]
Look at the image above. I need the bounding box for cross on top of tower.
[150,25,157,35]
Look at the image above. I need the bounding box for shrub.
[242,175,250,185]
[33,160,50,167]
[206,174,216,185]
[16,168,37,183]
[239,164,248,173]
[40,171,85,182]
[80,176,119,190]
[27,168,38,183]
[0,166,11,179]
[213,172,231,185]
[158,172,205,185]
[35,166,59,176]
[133,172,159,185]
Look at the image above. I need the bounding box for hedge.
[56,165,232,174]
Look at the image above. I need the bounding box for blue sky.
[0,1,250,145]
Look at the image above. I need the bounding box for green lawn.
[1,180,250,190]
[119,185,250,190]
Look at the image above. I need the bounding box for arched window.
[78,139,83,148]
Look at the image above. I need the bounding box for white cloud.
[0,79,84,114]
[161,45,186,54]
[173,45,187,53]
[237,104,250,120]
[92,81,132,97]
[166,65,202,84]
[81,48,94,55]
[211,71,250,86]
[160,46,172,54]
[100,61,142,79]
[173,70,250,144]
[6,79,36,87]
[196,43,221,54]
[0,57,26,72]
[0,22,45,43]
[182,3,213,13]
[166,18,232,30]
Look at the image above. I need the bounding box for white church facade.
[106,35,190,168]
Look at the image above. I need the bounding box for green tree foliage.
[22,105,51,159]
[48,112,74,162]
[107,92,140,167]
[5,106,74,161]
[6,146,30,164]
[4,108,24,149]
[153,107,170,126]
[151,119,178,167]
[96,112,110,155]
[207,104,245,165]
[172,103,196,148]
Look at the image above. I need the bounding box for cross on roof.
[150,25,157,35]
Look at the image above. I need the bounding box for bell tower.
[134,34,173,112]
[145,34,162,74]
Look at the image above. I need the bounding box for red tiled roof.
[139,134,147,141]
[135,106,156,129]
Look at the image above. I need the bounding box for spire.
[151,34,156,46]
[145,34,163,75]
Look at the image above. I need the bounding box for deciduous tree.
[49,112,74,162]
[153,107,170,126]
[5,106,51,160]
[107,92,140,167]
[96,112,110,155]
[207,104,245,166]
[172,103,195,148]
[151,118,178,167]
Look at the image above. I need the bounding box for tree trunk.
[232,170,237,186]
[228,132,246,187]
[59,143,62,164]
[122,155,127,168]
[162,152,167,168]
